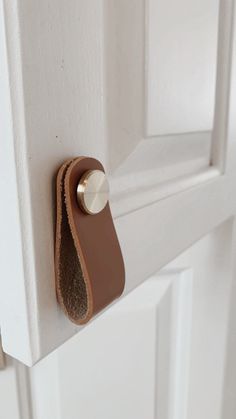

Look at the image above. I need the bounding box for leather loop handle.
[55,157,125,324]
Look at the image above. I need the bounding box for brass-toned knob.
[77,170,109,215]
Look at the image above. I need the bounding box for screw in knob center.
[77,170,109,215]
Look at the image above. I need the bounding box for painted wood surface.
[0,2,236,417]
[30,270,193,419]
[0,0,235,366]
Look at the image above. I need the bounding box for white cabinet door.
[0,0,236,417]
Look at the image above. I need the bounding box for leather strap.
[55,157,125,324]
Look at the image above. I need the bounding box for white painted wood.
[0,359,22,419]
[105,0,144,171]
[0,357,32,419]
[168,220,234,419]
[0,0,108,365]
[0,0,235,399]
[146,0,219,136]
[220,8,236,411]
[105,0,218,174]
[2,222,233,418]
[29,270,192,419]
[1,0,236,417]
[221,220,236,419]
[29,354,61,419]
[110,132,212,206]
[0,0,37,364]
[26,219,233,419]
[0,337,5,370]
[211,0,235,170]
[0,0,235,368]
[223,0,236,174]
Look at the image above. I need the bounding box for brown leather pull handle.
[55,157,125,324]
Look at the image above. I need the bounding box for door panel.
[25,220,233,419]
[0,0,235,376]
[0,356,31,419]
[169,220,234,419]
[1,0,236,416]
[146,0,219,136]
[30,269,192,419]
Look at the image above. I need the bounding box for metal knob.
[77,170,109,215]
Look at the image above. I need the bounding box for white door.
[0,0,236,418]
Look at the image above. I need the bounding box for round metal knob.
[77,170,109,215]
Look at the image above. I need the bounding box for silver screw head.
[77,169,109,215]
